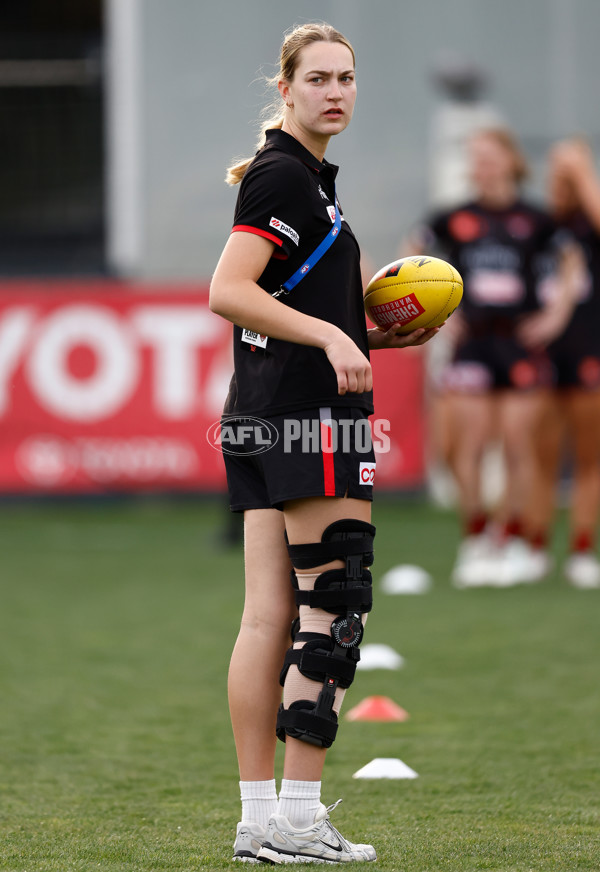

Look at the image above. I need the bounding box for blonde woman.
[210,22,438,864]
[412,128,577,587]
[527,139,600,588]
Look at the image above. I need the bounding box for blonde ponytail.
[225,114,284,186]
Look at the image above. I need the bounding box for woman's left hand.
[367,323,441,350]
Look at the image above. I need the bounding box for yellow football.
[364,255,463,334]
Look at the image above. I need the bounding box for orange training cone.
[345,695,410,722]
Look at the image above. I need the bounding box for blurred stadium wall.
[2,0,599,280]
[105,0,600,280]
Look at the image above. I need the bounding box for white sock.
[239,779,278,827]
[277,779,322,828]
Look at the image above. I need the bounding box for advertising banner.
[0,282,425,494]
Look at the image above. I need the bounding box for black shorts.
[443,334,552,392]
[221,407,377,512]
[548,329,600,389]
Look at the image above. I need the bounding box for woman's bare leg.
[525,390,564,543]
[498,389,546,526]
[565,388,600,543]
[447,392,496,523]
[228,508,296,781]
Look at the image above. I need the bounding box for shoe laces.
[321,799,352,850]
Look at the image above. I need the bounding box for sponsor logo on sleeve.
[269,217,299,245]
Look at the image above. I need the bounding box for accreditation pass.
[241,329,269,349]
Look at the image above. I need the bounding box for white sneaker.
[527,548,553,582]
[451,534,497,588]
[494,538,551,587]
[232,821,266,863]
[256,799,377,864]
[564,552,600,589]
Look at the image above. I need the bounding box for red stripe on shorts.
[319,408,336,496]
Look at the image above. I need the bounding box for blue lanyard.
[273,190,341,298]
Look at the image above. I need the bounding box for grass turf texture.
[0,498,598,871]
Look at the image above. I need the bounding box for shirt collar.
[264,128,339,179]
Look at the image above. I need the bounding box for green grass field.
[0,497,598,871]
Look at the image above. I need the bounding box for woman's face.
[468,134,516,192]
[280,41,356,141]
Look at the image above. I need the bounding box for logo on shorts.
[443,361,492,392]
[206,417,279,455]
[269,217,299,245]
[327,205,336,223]
[510,359,539,390]
[359,462,376,485]
[578,356,600,388]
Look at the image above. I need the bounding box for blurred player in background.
[526,138,600,588]
[211,22,437,864]
[423,58,505,510]
[409,127,578,587]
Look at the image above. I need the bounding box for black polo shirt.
[223,128,373,417]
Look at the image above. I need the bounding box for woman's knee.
[275,515,375,748]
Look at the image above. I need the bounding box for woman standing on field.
[210,22,438,864]
[527,139,600,588]
[410,127,578,587]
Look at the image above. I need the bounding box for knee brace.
[276,519,375,748]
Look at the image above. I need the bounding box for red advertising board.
[0,281,425,494]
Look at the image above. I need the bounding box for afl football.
[364,255,463,333]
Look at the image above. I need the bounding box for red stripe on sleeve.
[231,225,283,247]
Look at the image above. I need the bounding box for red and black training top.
[419,199,568,332]
[223,128,373,417]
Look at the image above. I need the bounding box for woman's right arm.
[209,230,372,395]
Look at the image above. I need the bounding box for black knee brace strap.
[276,519,375,749]
[280,632,360,689]
[288,519,375,615]
[276,699,339,747]
[286,519,375,574]
[292,567,373,614]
